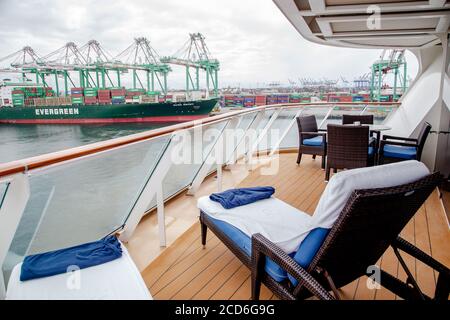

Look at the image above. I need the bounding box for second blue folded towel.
[210,186,275,209]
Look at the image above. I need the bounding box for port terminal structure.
[0,33,219,98]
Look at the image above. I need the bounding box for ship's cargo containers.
[328,95,341,103]
[71,87,83,95]
[339,96,353,103]
[232,96,244,107]
[112,96,125,104]
[352,95,364,102]
[97,89,112,104]
[266,95,278,105]
[174,94,187,102]
[84,88,98,98]
[84,96,98,105]
[378,95,391,102]
[277,95,289,104]
[255,95,266,106]
[98,99,112,105]
[111,88,126,98]
[72,97,84,105]
[12,90,25,106]
[140,95,158,103]
[300,97,311,103]
[243,96,255,107]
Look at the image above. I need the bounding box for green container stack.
[84,87,98,97]
[146,91,160,96]
[71,97,84,105]
[12,89,25,106]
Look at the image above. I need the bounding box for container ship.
[0,84,218,124]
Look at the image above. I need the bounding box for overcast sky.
[0,0,418,89]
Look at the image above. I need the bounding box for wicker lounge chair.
[379,122,432,164]
[296,115,327,169]
[325,124,376,181]
[199,165,447,300]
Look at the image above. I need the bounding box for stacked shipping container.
[98,89,112,105]
[83,88,98,105]
[71,87,84,105]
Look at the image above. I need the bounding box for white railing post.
[156,183,166,247]
[243,110,266,164]
[246,108,282,168]
[187,117,239,196]
[120,134,178,244]
[318,105,334,130]
[227,110,265,167]
[269,109,304,157]
[359,104,369,115]
[0,173,30,299]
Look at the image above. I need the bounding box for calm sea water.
[0,123,169,163]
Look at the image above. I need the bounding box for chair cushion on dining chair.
[303,136,323,146]
[383,145,417,160]
[368,147,375,157]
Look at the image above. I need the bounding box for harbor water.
[0,123,167,163]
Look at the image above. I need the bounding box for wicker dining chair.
[325,124,375,181]
[296,115,327,169]
[199,172,448,300]
[379,122,432,164]
[342,114,374,125]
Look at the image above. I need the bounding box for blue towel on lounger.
[210,186,275,209]
[20,235,122,281]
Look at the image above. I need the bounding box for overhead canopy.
[273,0,450,48]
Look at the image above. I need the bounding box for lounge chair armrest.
[380,140,418,148]
[318,129,328,132]
[251,233,334,300]
[383,135,418,143]
[393,237,450,276]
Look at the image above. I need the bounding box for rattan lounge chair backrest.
[297,115,318,134]
[342,114,374,125]
[417,122,432,159]
[327,124,370,169]
[308,172,441,289]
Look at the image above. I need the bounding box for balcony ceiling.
[273,0,450,48]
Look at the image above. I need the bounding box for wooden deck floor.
[141,154,450,300]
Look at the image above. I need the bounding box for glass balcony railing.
[0,182,8,210]
[0,102,399,296]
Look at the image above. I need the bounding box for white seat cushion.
[198,196,312,253]
[6,244,152,300]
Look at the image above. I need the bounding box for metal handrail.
[0,102,399,178]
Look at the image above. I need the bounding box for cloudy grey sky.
[0,0,418,89]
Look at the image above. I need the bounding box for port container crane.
[370,49,407,102]
[161,33,219,98]
[0,46,52,88]
[113,37,171,95]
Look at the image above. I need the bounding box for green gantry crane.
[112,37,171,95]
[161,33,220,98]
[370,49,408,102]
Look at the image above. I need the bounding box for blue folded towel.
[20,236,122,281]
[210,186,275,209]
